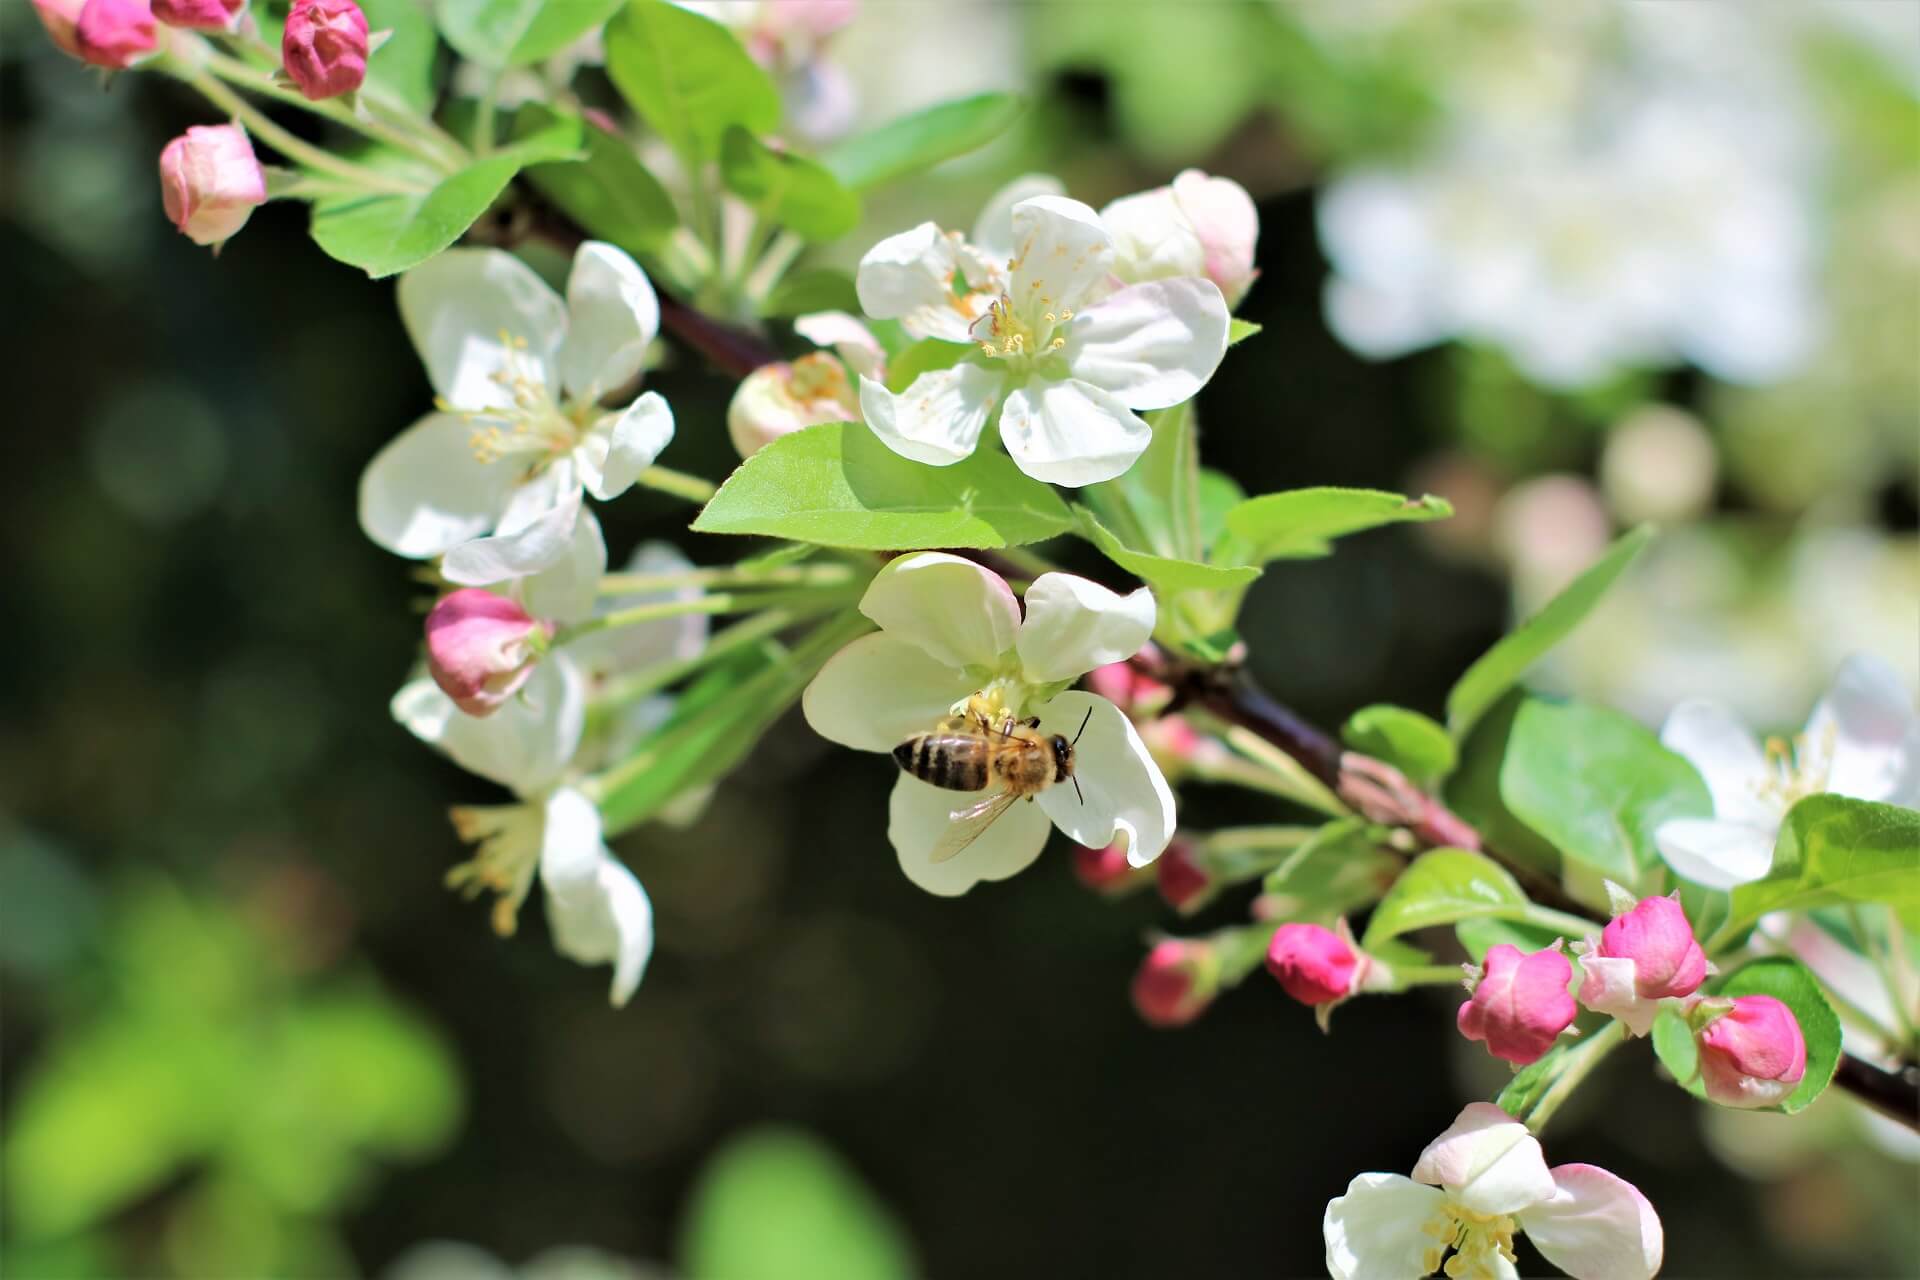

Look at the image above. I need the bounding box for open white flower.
[801,553,1175,895]
[359,242,675,586]
[1656,653,1920,889]
[1101,169,1260,308]
[1325,1103,1663,1280]
[854,195,1230,486]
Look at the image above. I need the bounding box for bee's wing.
[930,789,1021,864]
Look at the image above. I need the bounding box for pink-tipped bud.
[159,124,267,249]
[1457,943,1578,1065]
[75,0,157,68]
[1155,838,1211,914]
[32,0,87,57]
[1084,662,1171,715]
[152,0,244,31]
[282,0,369,101]
[1172,170,1260,309]
[1131,940,1215,1028]
[1697,995,1807,1109]
[1597,895,1707,1000]
[1072,841,1146,895]
[425,589,553,718]
[727,353,858,458]
[1266,922,1362,1007]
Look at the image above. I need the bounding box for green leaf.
[605,0,780,162]
[882,339,968,394]
[1709,958,1843,1114]
[820,92,1025,191]
[691,421,1074,550]
[1342,705,1457,788]
[1650,1006,1698,1086]
[1455,916,1567,963]
[436,0,625,66]
[1260,817,1400,919]
[1496,1042,1571,1116]
[1444,691,1567,885]
[360,0,441,114]
[513,105,677,253]
[1362,848,1529,948]
[679,1128,914,1280]
[1075,505,1261,593]
[1499,698,1711,891]
[1446,525,1653,738]
[720,128,862,241]
[1219,487,1453,565]
[309,155,524,278]
[1726,795,1920,935]
[1227,318,1262,346]
[764,268,861,318]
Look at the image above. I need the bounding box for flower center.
[1421,1205,1520,1280]
[1755,725,1834,811]
[446,802,542,936]
[973,284,1072,369]
[439,331,588,469]
[788,351,853,407]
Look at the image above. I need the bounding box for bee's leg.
[1020,716,1040,729]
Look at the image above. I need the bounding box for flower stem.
[553,586,863,645]
[587,607,821,722]
[1517,904,1603,941]
[200,45,465,172]
[1389,964,1471,989]
[180,69,428,195]
[1525,1020,1627,1134]
[595,563,863,595]
[635,465,718,505]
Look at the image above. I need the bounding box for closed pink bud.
[32,0,87,58]
[1131,940,1215,1028]
[159,125,267,249]
[1072,841,1144,895]
[152,0,244,31]
[282,0,369,101]
[75,0,157,69]
[425,589,553,718]
[1265,922,1361,1006]
[1697,995,1807,1109]
[1172,170,1260,308]
[1155,838,1210,913]
[1597,895,1707,1000]
[1084,662,1170,714]
[1457,943,1577,1065]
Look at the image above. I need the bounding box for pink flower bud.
[1171,170,1260,308]
[1155,838,1210,913]
[425,589,553,718]
[1072,841,1145,895]
[1266,922,1362,1007]
[1697,995,1807,1109]
[282,0,369,101]
[1457,944,1578,1065]
[75,0,157,69]
[32,0,87,58]
[1131,940,1214,1028]
[152,0,244,31]
[727,353,858,458]
[1084,662,1170,715]
[1596,894,1707,1000]
[159,124,267,249]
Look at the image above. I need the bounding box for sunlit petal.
[803,633,979,754]
[1034,693,1176,867]
[888,773,1052,896]
[1017,574,1156,683]
[358,413,521,558]
[1067,278,1230,410]
[1323,1173,1448,1280]
[1519,1163,1664,1280]
[557,241,659,402]
[398,248,565,410]
[857,365,1002,467]
[999,377,1150,487]
[1411,1103,1554,1217]
[860,551,1021,670]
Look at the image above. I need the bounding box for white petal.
[393,655,585,792]
[569,539,707,680]
[1100,186,1205,284]
[1576,954,1664,1038]
[858,551,1021,671]
[855,222,982,344]
[999,377,1150,487]
[557,242,660,402]
[1323,274,1444,360]
[972,173,1067,263]
[1173,170,1259,285]
[1035,693,1176,867]
[358,413,521,558]
[1017,574,1156,682]
[1658,700,1774,825]
[539,788,653,1007]
[518,509,607,625]
[442,495,582,586]
[1066,278,1230,410]
[1654,817,1778,890]
[794,311,886,380]
[577,391,673,501]
[1323,1173,1449,1280]
[398,248,565,410]
[1008,195,1114,313]
[1519,1164,1664,1280]
[888,772,1052,896]
[857,365,1002,468]
[1806,653,1920,806]
[1412,1102,1555,1217]
[802,632,979,753]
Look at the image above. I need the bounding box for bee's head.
[1049,734,1075,783]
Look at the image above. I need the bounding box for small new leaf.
[821,92,1025,191]
[720,128,861,241]
[605,0,780,162]
[1219,487,1453,565]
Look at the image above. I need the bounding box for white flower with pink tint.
[158,123,267,251]
[1656,654,1920,890]
[725,312,881,457]
[1325,1103,1664,1280]
[1575,893,1708,1036]
[424,589,553,718]
[1695,994,1808,1109]
[1101,169,1260,308]
[801,553,1174,895]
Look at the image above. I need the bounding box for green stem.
[596,563,861,595]
[555,587,862,644]
[1516,904,1603,941]
[990,545,1064,579]
[636,465,718,505]
[588,607,817,721]
[181,70,427,194]
[1215,725,1347,816]
[1525,1020,1627,1134]
[1389,964,1470,988]
[744,229,806,307]
[201,46,465,171]
[1853,905,1920,1051]
[1203,825,1318,855]
[472,74,500,156]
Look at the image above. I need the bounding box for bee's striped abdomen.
[893,734,991,791]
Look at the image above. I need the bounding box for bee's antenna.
[1072,775,1084,805]
[1072,706,1092,745]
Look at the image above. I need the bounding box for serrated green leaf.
[1362,848,1529,948]
[1447,526,1653,738]
[1227,318,1262,346]
[309,155,523,278]
[1219,487,1453,565]
[882,339,968,394]
[764,268,860,318]
[605,0,780,162]
[1444,691,1566,884]
[1708,958,1843,1114]
[1343,705,1457,788]
[1650,1006,1698,1085]
[1499,698,1711,892]
[691,422,1074,550]
[1496,1043,1569,1116]
[1725,796,1920,935]
[821,92,1025,191]
[436,0,624,66]
[720,127,861,241]
[1075,505,1261,593]
[513,104,678,253]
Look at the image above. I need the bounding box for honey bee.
[893,705,1091,862]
